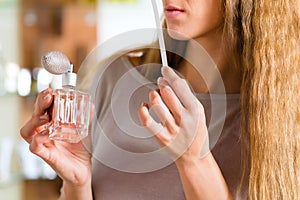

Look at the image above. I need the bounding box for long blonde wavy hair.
[225,0,300,199]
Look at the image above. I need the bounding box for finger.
[157,77,170,89]
[158,77,184,122]
[149,90,179,137]
[161,66,198,110]
[29,130,53,160]
[138,105,172,145]
[138,105,163,135]
[20,115,51,143]
[33,88,53,117]
[149,90,174,125]
[20,89,53,143]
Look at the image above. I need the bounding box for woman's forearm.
[176,152,233,200]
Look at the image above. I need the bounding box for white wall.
[97,0,163,44]
[0,5,20,64]
[0,4,22,199]
[0,3,20,138]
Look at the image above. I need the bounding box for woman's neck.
[177,36,241,94]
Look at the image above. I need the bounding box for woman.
[20,0,300,199]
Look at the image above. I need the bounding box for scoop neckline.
[122,56,241,100]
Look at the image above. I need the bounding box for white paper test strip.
[151,0,168,67]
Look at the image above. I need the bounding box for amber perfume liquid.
[49,85,91,143]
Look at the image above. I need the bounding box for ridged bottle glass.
[47,65,91,143]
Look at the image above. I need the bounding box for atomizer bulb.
[41,51,77,87]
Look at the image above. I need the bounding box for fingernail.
[149,90,158,99]
[40,130,49,135]
[43,94,51,100]
[162,85,172,94]
[40,115,48,120]
[42,88,50,94]
[157,77,163,85]
[161,66,167,76]
[141,102,149,109]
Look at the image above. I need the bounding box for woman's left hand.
[138,66,209,163]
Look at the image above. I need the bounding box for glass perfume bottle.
[42,51,91,143]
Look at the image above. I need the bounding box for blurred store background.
[0,0,162,199]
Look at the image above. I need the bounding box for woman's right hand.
[20,88,92,196]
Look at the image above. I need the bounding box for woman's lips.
[164,5,185,18]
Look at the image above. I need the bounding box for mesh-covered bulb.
[41,51,77,87]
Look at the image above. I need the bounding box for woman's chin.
[167,29,190,41]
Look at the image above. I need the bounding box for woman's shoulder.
[105,50,161,82]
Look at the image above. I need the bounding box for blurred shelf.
[20,1,97,72]
[22,178,62,200]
